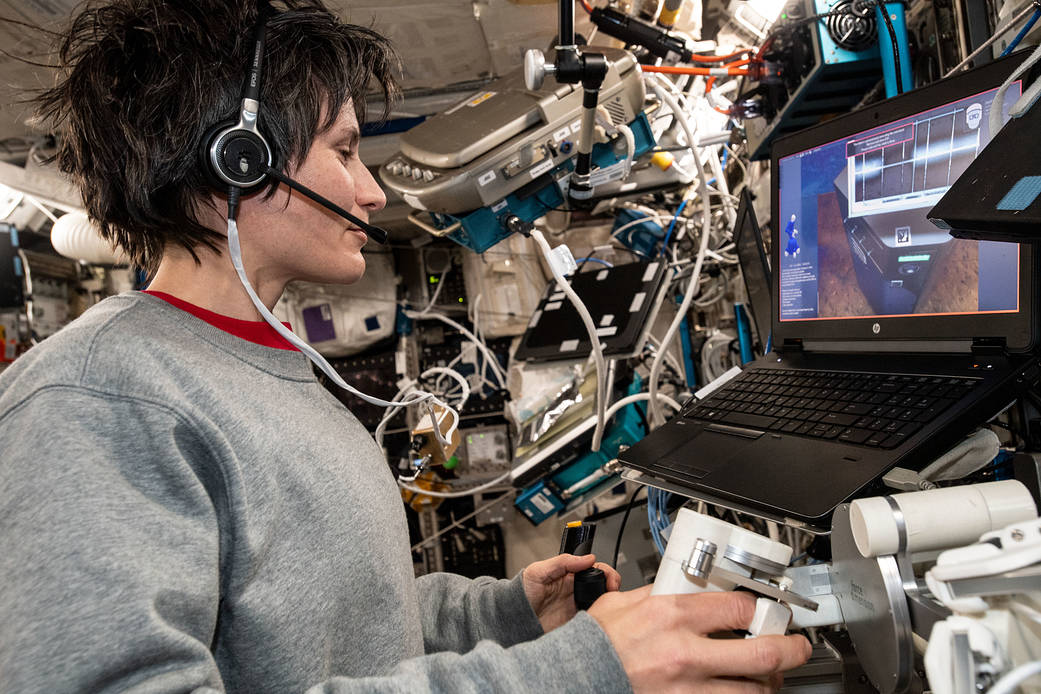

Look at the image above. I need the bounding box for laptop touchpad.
[658,430,758,478]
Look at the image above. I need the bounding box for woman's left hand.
[522,553,622,633]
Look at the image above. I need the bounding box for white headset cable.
[226,217,460,447]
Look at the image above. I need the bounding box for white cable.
[990,41,1041,138]
[603,392,682,424]
[986,660,1041,694]
[398,470,512,498]
[649,81,714,423]
[645,333,685,377]
[1010,602,1041,627]
[530,228,608,452]
[404,309,507,388]
[418,268,448,314]
[617,123,636,176]
[419,366,471,411]
[612,214,685,243]
[707,147,737,227]
[562,468,611,497]
[227,218,459,446]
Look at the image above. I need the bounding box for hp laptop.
[619,55,1040,531]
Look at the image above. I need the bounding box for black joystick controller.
[560,521,607,610]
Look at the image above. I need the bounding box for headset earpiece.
[203,105,273,194]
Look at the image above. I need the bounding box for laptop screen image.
[770,54,1037,352]
[776,82,1021,324]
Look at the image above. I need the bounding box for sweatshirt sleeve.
[0,386,632,694]
[414,572,544,652]
[307,612,632,694]
[0,386,226,694]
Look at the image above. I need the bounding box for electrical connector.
[747,61,783,84]
[882,467,938,492]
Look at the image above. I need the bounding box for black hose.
[876,0,903,95]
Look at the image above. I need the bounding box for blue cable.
[1001,7,1041,57]
[573,257,613,268]
[646,487,672,556]
[660,198,689,257]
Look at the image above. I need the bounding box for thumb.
[559,553,597,573]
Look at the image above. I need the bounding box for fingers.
[693,635,812,678]
[594,562,622,591]
[560,553,597,574]
[668,591,759,634]
[529,553,597,582]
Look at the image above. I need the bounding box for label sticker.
[629,292,646,313]
[600,314,614,327]
[402,194,426,210]
[528,309,543,328]
[303,303,336,343]
[560,339,580,352]
[596,326,618,337]
[571,121,581,134]
[554,126,571,142]
[544,301,563,311]
[589,165,627,187]
[491,200,508,213]
[894,226,912,246]
[466,91,496,107]
[530,493,555,514]
[529,159,555,179]
[445,93,478,115]
[642,262,660,282]
[550,292,565,301]
[596,270,609,281]
[478,170,496,187]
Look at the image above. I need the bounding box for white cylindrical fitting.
[850,480,1038,558]
[50,212,127,265]
[652,507,793,596]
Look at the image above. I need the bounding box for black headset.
[201,2,389,244]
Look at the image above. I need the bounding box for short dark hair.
[31,1,399,273]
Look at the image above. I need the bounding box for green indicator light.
[428,276,438,284]
[898,254,930,262]
[458,297,464,303]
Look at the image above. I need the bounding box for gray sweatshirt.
[0,292,630,694]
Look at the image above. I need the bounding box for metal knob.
[682,539,717,580]
[524,49,555,91]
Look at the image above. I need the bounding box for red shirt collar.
[143,290,299,351]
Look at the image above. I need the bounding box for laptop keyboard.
[683,369,979,449]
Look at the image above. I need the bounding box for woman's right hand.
[588,587,812,693]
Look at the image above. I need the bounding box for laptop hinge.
[971,337,1006,356]
[780,338,803,352]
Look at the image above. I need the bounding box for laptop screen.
[777,82,1021,323]
[770,55,1036,352]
